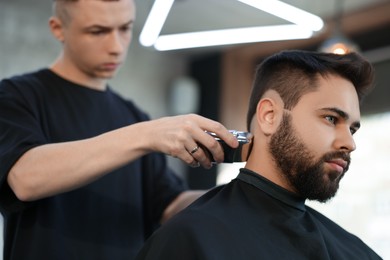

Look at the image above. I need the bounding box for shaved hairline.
[52,0,121,25]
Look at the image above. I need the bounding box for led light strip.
[154,25,313,51]
[139,0,324,51]
[238,0,324,32]
[139,0,174,47]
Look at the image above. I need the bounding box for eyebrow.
[86,20,134,30]
[319,107,361,129]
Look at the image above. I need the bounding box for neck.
[245,144,294,193]
[50,55,107,91]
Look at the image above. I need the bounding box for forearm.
[7,114,238,202]
[161,190,206,223]
[7,122,151,201]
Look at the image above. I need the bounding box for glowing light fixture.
[319,32,359,55]
[154,25,313,51]
[319,0,359,55]
[139,0,324,51]
[237,0,324,32]
[139,0,174,47]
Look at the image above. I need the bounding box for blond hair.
[52,0,120,25]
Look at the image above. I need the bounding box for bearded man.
[136,50,382,260]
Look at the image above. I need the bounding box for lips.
[326,158,348,173]
[102,62,121,71]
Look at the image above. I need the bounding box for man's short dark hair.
[246,50,375,131]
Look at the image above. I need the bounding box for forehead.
[293,74,361,119]
[67,0,135,26]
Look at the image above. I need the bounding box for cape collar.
[238,168,306,211]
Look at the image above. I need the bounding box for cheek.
[292,118,331,157]
[67,38,91,54]
[121,33,132,51]
[71,40,102,63]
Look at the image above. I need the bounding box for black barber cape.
[136,168,382,260]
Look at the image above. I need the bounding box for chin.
[96,72,116,80]
[327,169,345,183]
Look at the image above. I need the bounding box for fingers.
[186,144,213,169]
[187,115,239,163]
[191,114,239,149]
[180,114,239,167]
[181,144,211,169]
[179,137,216,169]
[148,114,240,169]
[189,145,200,155]
[187,145,201,168]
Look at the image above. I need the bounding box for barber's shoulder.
[1,68,47,88]
[0,69,53,105]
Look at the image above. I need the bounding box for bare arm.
[161,190,206,223]
[8,121,149,201]
[8,114,238,201]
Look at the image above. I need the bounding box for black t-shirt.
[0,69,187,260]
[136,168,382,260]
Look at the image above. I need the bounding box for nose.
[107,31,126,55]
[334,126,356,152]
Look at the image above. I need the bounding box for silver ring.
[190,145,200,154]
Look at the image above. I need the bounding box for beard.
[269,112,351,203]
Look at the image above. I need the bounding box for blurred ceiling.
[134,0,390,53]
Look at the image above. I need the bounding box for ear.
[255,98,282,136]
[49,16,65,43]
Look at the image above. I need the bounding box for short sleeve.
[0,78,47,214]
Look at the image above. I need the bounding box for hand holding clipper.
[206,130,253,163]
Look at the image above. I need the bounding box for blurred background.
[1,0,389,258]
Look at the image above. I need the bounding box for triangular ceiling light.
[140,0,324,51]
